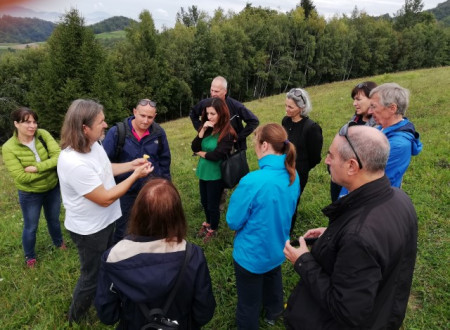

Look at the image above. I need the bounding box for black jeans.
[68,223,114,322]
[234,260,283,330]
[199,179,224,230]
[113,193,137,243]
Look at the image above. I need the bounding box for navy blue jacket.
[189,96,259,150]
[95,237,216,329]
[102,117,171,194]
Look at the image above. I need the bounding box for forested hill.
[89,16,135,34]
[427,0,450,26]
[0,15,55,43]
[0,15,134,43]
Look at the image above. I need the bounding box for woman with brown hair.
[2,107,65,268]
[191,97,237,242]
[226,123,300,329]
[95,179,216,329]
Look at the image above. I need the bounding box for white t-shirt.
[58,142,121,235]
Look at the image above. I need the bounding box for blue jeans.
[113,193,137,243]
[234,260,284,330]
[18,184,63,260]
[68,223,114,322]
[199,179,224,230]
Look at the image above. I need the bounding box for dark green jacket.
[2,129,60,192]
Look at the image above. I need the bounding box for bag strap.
[37,135,48,153]
[138,242,192,321]
[113,119,127,162]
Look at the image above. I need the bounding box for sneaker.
[197,222,210,238]
[264,318,276,326]
[59,242,67,250]
[26,258,37,268]
[203,229,217,243]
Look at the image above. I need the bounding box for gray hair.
[338,126,390,172]
[213,76,227,90]
[286,88,312,116]
[369,83,410,116]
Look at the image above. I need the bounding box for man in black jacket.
[284,125,418,329]
[189,76,259,150]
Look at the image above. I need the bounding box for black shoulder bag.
[139,242,192,330]
[221,147,249,189]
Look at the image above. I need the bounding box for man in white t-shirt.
[58,99,153,324]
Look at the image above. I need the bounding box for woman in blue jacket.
[226,123,300,329]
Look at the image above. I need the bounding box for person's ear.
[388,103,398,114]
[347,159,360,175]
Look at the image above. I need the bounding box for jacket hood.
[101,237,186,303]
[383,118,423,156]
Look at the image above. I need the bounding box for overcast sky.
[2,0,445,29]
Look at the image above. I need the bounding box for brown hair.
[127,179,187,243]
[255,123,297,185]
[11,107,38,135]
[351,81,377,99]
[60,99,103,153]
[200,97,237,142]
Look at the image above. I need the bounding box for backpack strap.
[138,242,192,322]
[113,119,127,162]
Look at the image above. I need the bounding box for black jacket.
[189,96,259,150]
[284,175,418,329]
[282,116,323,192]
[95,237,216,329]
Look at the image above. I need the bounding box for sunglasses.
[138,99,157,107]
[289,88,306,106]
[339,122,363,169]
[356,82,367,89]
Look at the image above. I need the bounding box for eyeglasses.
[289,88,306,106]
[356,82,367,89]
[138,99,157,107]
[339,122,363,169]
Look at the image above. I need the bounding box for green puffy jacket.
[2,129,60,193]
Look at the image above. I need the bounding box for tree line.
[0,0,449,142]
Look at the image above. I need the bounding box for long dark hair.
[200,97,237,142]
[127,179,187,243]
[255,123,297,185]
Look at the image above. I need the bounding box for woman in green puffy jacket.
[2,107,65,268]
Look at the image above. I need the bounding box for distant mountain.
[0,15,55,43]
[426,0,450,26]
[0,5,111,25]
[89,16,136,34]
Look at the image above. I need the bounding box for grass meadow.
[0,67,449,329]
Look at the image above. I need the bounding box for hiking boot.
[203,229,217,243]
[197,222,210,238]
[26,258,37,268]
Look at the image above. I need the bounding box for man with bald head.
[284,125,418,329]
[189,76,259,150]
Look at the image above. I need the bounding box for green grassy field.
[94,30,127,40]
[0,67,449,329]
